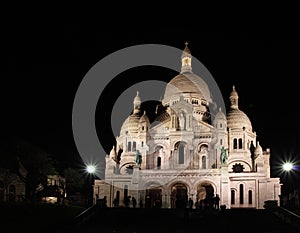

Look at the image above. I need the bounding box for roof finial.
[133,90,141,113]
[229,85,239,109]
[181,41,192,73]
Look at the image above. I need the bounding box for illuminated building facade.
[94,43,281,209]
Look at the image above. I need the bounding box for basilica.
[93,43,281,209]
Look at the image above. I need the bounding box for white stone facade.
[94,43,281,209]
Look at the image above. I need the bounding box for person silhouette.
[188,197,194,210]
[139,199,143,208]
[214,194,220,210]
[132,196,137,208]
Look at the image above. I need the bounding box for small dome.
[227,86,252,131]
[109,146,117,159]
[120,113,141,135]
[254,141,262,159]
[226,108,252,131]
[215,107,226,121]
[155,111,170,123]
[139,111,150,124]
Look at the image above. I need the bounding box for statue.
[179,112,185,130]
[135,150,142,166]
[220,146,228,165]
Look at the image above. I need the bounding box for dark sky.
[2,22,300,189]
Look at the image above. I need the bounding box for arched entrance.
[170,183,188,209]
[145,185,162,208]
[196,182,215,209]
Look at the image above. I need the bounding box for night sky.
[2,22,300,191]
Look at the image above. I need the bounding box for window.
[157,157,161,169]
[132,141,136,152]
[238,138,243,149]
[142,126,144,131]
[239,184,244,204]
[233,138,237,149]
[202,156,206,169]
[248,190,252,204]
[231,190,235,204]
[179,144,185,164]
[220,139,223,145]
[220,123,222,128]
[192,99,198,105]
[141,141,144,147]
[128,142,131,152]
[201,98,207,106]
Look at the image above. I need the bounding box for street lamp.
[85,164,96,207]
[282,162,294,172]
[86,164,96,174]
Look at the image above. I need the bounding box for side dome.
[226,86,252,131]
[215,107,226,121]
[139,111,150,124]
[227,109,252,131]
[254,141,262,159]
[120,113,141,135]
[120,91,143,135]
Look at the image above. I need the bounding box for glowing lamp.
[86,165,96,174]
[282,162,293,172]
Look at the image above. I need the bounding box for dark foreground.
[54,207,300,233]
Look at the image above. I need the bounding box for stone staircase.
[54,207,300,233]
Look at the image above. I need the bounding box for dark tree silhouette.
[63,167,84,197]
[0,139,57,201]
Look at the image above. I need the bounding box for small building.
[0,160,27,202]
[39,175,66,204]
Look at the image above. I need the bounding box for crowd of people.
[194,194,220,210]
[98,193,222,210]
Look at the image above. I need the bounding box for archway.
[196,182,215,209]
[145,185,162,208]
[170,183,188,209]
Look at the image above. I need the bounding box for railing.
[274,206,300,230]
[72,204,98,225]
[72,199,108,225]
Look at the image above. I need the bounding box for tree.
[0,168,16,201]
[1,139,57,201]
[63,167,84,197]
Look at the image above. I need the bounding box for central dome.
[162,43,212,107]
[162,72,212,106]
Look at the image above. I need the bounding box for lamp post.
[86,164,96,207]
[282,162,294,172]
[281,162,295,208]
